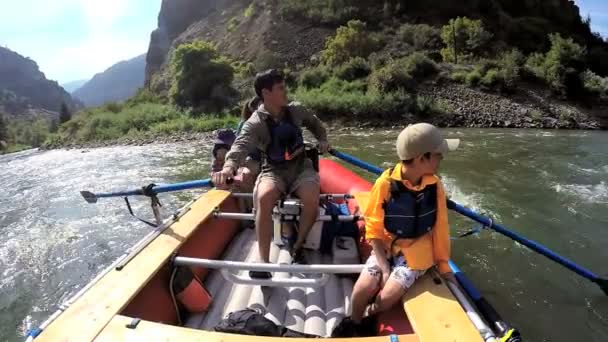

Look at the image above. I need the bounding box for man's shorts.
[253,157,319,196]
[363,251,427,290]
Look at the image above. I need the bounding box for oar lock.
[457,218,494,238]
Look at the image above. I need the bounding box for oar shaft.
[329,149,383,175]
[447,200,601,282]
[449,261,520,341]
[88,179,214,201]
[96,189,143,198]
[152,179,213,194]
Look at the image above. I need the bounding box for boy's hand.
[318,141,330,154]
[238,167,255,188]
[212,167,234,187]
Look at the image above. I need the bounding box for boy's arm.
[364,171,392,249]
[293,104,328,144]
[224,120,261,172]
[432,180,452,274]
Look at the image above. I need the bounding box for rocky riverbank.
[420,82,605,130]
[40,131,216,151]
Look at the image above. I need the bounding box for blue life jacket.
[264,108,304,164]
[382,169,438,240]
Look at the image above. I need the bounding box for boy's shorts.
[363,251,427,290]
[253,157,319,196]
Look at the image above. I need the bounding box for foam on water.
[552,181,608,203]
[440,174,503,222]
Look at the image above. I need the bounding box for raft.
[28,159,495,342]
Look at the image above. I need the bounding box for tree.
[0,114,8,152]
[169,41,236,112]
[59,102,71,124]
[321,20,382,66]
[441,17,492,63]
[0,114,7,142]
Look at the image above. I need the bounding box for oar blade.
[80,191,98,204]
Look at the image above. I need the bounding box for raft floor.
[185,228,356,337]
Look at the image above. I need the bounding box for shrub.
[299,66,331,88]
[369,61,415,93]
[415,95,441,117]
[169,41,236,111]
[321,20,382,66]
[5,118,52,148]
[293,79,412,119]
[524,33,586,96]
[227,17,239,32]
[398,23,443,51]
[480,68,502,87]
[0,114,8,142]
[402,52,439,80]
[244,3,255,18]
[499,49,525,90]
[278,0,370,25]
[441,17,492,63]
[103,102,123,114]
[581,70,608,100]
[125,88,166,106]
[336,57,371,81]
[465,69,482,87]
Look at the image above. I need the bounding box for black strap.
[124,197,158,228]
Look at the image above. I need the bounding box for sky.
[0,1,606,84]
[0,0,161,84]
[577,0,608,37]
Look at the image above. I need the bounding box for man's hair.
[254,69,285,99]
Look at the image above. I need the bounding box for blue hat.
[213,129,236,146]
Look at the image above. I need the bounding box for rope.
[169,267,182,326]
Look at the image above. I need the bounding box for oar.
[80,179,214,203]
[329,149,608,295]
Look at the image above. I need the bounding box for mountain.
[0,46,82,120]
[143,0,608,92]
[73,54,146,107]
[62,79,88,93]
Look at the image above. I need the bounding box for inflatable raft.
[27,158,514,342]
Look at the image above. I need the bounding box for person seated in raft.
[339,123,460,334]
[211,129,236,175]
[212,69,330,278]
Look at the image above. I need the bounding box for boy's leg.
[367,266,426,316]
[292,180,320,251]
[351,254,383,323]
[253,175,284,263]
[290,160,321,252]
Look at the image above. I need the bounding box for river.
[1,128,607,342]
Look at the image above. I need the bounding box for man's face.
[263,81,288,108]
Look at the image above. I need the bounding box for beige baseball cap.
[396,123,460,160]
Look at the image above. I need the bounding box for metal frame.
[214,212,358,222]
[173,256,364,288]
[231,193,354,200]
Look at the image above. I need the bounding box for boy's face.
[212,148,229,172]
[263,81,288,108]
[417,152,443,175]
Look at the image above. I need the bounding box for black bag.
[214,309,320,338]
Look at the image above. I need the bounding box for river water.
[1,129,607,342]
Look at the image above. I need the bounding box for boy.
[212,69,329,277]
[340,123,459,335]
